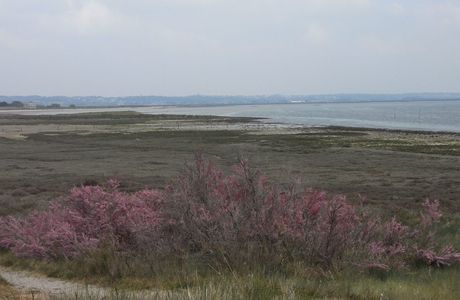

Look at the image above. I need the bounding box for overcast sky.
[0,0,459,96]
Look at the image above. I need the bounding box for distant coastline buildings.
[24,102,38,109]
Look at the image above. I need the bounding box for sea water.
[3,100,460,132]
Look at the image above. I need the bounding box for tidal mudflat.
[1,111,459,216]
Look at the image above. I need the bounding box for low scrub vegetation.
[0,155,459,286]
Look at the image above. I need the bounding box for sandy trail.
[0,266,108,297]
[0,267,174,299]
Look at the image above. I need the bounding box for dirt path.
[0,266,108,297]
[0,267,174,299]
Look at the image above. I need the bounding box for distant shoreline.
[1,97,460,111]
[1,107,460,135]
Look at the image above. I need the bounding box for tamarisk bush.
[0,181,162,259]
[0,155,459,272]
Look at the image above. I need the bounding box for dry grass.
[0,276,20,300]
[36,267,460,299]
[1,247,460,299]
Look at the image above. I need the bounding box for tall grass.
[35,267,459,300]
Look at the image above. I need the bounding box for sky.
[0,0,459,96]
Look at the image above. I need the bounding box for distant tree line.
[0,101,64,109]
[0,101,24,107]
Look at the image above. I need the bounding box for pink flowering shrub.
[0,181,162,259]
[159,155,460,269]
[416,246,460,267]
[362,198,460,270]
[0,155,459,272]
[161,157,359,265]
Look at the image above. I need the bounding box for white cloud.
[389,3,404,15]
[156,0,225,5]
[306,0,370,6]
[0,28,30,49]
[142,0,372,14]
[414,1,460,25]
[434,2,460,24]
[304,23,329,45]
[296,0,371,11]
[61,1,128,35]
[359,35,404,56]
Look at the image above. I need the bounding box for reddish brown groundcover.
[1,155,459,271]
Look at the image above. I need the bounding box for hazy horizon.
[2,92,460,98]
[1,0,460,97]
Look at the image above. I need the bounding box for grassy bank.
[2,259,459,300]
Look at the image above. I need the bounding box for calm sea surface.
[3,100,460,132]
